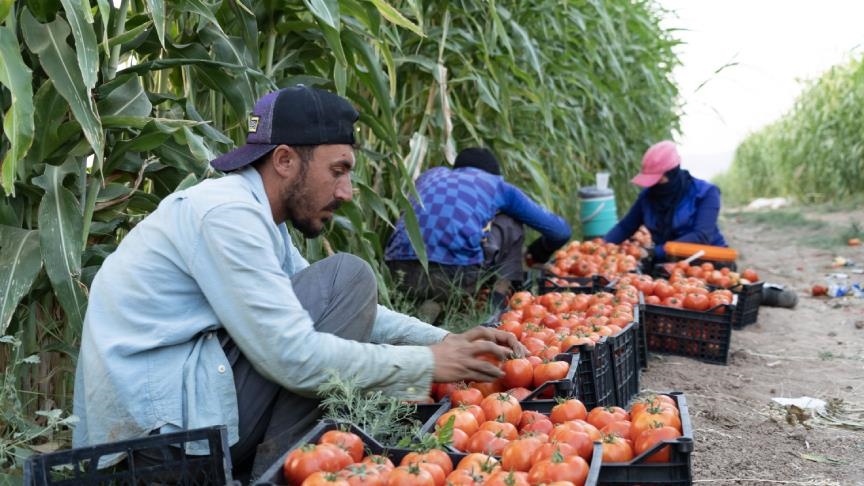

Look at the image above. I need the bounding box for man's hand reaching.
[429,326,527,384]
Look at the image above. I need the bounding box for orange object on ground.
[663,241,737,262]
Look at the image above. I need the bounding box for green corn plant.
[720,54,864,205]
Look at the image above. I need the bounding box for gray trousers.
[133,253,378,479]
[231,253,378,476]
[387,214,525,302]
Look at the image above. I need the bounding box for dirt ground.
[640,206,864,485]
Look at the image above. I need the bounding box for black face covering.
[646,166,692,243]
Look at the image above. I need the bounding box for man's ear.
[270,145,298,178]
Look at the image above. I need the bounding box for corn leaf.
[0,226,42,334]
[31,160,87,333]
[20,9,104,172]
[60,0,99,89]
[0,26,35,196]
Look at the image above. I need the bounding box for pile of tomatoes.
[546,239,642,281]
[654,260,759,290]
[424,288,638,404]
[281,394,685,485]
[430,394,683,485]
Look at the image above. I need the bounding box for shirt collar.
[237,166,272,213]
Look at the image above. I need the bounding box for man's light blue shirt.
[72,167,448,460]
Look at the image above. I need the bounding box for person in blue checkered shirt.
[385,147,572,316]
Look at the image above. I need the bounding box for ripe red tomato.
[508,291,534,310]
[480,393,522,426]
[683,293,710,311]
[456,452,500,473]
[498,320,524,340]
[653,281,674,299]
[532,360,570,390]
[342,463,386,486]
[465,429,509,455]
[601,433,634,463]
[527,454,589,485]
[283,443,352,485]
[484,470,530,486]
[362,454,395,473]
[469,380,504,398]
[444,467,486,486]
[634,424,681,463]
[600,419,633,441]
[436,408,480,436]
[451,386,484,407]
[548,426,593,460]
[587,405,628,430]
[320,429,364,462]
[302,471,350,485]
[530,442,575,465]
[549,399,588,423]
[400,448,454,476]
[501,358,534,389]
[741,268,759,282]
[386,464,436,486]
[661,296,683,308]
[644,295,662,305]
[505,387,533,401]
[499,436,543,472]
[479,420,518,440]
[434,426,469,451]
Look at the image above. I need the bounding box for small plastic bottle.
[827,273,849,298]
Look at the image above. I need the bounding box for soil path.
[640,206,864,485]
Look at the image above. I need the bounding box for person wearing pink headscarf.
[603,140,727,262]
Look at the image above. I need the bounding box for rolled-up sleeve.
[189,203,435,400]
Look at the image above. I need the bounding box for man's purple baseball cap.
[210,85,359,172]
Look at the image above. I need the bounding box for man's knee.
[324,253,377,300]
[328,253,375,283]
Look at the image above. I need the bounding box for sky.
[659,0,864,181]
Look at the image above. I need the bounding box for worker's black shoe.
[761,283,798,308]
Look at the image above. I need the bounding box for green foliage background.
[0,0,680,472]
[716,55,864,205]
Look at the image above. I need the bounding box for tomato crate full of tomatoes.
[24,426,239,486]
[641,295,738,365]
[421,391,691,486]
[254,419,604,486]
[254,419,459,486]
[593,391,694,485]
[426,352,582,417]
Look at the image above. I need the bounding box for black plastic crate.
[565,339,615,409]
[634,292,649,370]
[641,296,737,365]
[23,426,238,486]
[607,319,640,407]
[595,391,694,485]
[728,281,763,328]
[254,419,467,486]
[411,399,454,436]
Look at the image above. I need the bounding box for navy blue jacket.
[604,177,726,259]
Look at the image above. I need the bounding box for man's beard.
[283,174,341,238]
